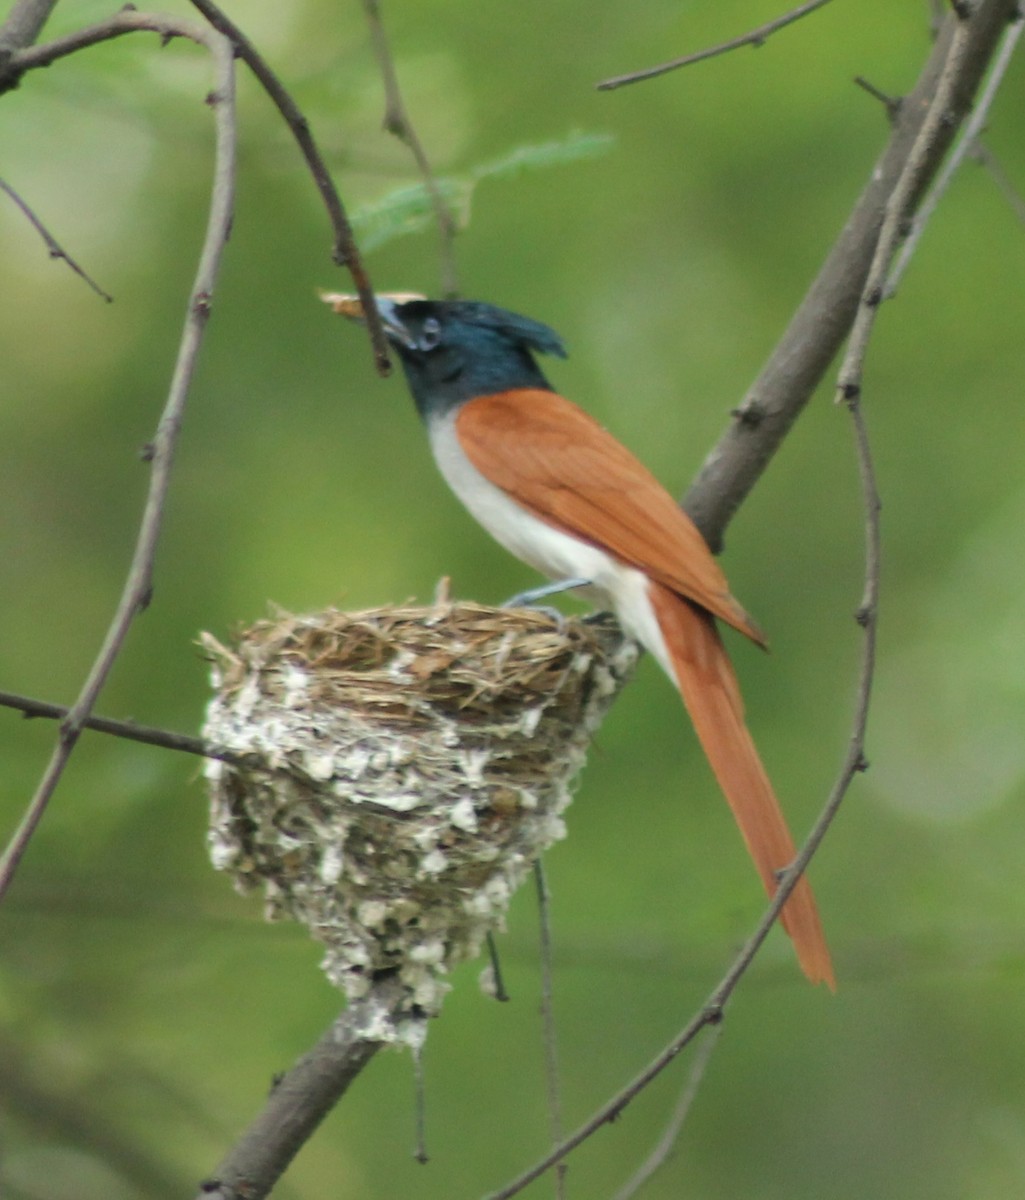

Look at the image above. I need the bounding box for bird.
[324,291,835,989]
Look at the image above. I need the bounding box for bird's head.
[323,292,567,417]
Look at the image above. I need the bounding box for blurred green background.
[2,1,1025,1197]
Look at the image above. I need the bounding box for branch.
[362,0,460,296]
[195,978,405,1200]
[0,174,113,299]
[0,7,217,87]
[186,0,392,374]
[596,0,836,91]
[0,689,247,764]
[0,0,57,71]
[0,14,237,904]
[682,0,1020,551]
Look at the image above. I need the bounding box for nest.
[200,599,636,1042]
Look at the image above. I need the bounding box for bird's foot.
[502,577,591,627]
[502,577,591,608]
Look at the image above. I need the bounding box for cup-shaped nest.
[201,601,636,1040]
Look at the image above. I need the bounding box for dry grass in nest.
[201,598,636,1042]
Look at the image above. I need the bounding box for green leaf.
[351,130,615,253]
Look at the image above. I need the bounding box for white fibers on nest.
[201,600,636,1043]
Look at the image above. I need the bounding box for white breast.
[427,410,604,581]
[426,410,676,680]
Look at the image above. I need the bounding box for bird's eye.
[418,317,442,352]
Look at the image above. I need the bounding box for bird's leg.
[502,577,591,608]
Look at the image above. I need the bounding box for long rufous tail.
[647,580,835,989]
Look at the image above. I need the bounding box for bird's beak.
[320,290,425,350]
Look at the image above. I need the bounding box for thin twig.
[362,0,460,297]
[0,16,237,904]
[533,861,567,1200]
[596,0,836,91]
[0,688,246,764]
[485,931,511,1002]
[482,303,884,1200]
[412,1040,429,1164]
[836,18,975,398]
[852,75,903,123]
[186,0,391,373]
[971,140,1025,224]
[885,10,1025,296]
[0,175,112,299]
[611,1022,724,1200]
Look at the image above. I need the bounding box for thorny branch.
[0,0,391,898]
[0,11,237,905]
[1,0,387,364]
[1,7,211,87]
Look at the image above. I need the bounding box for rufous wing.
[455,390,766,646]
